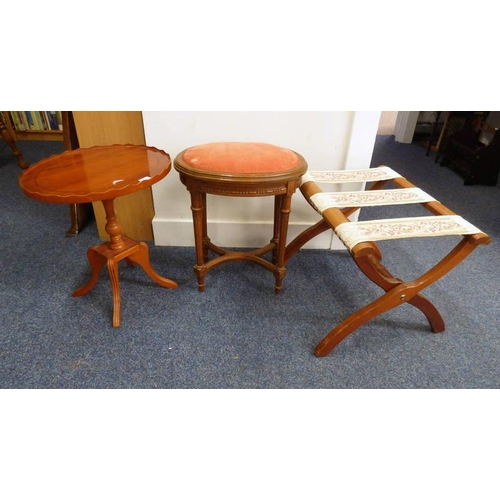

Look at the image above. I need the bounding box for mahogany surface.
[174,143,308,293]
[19,144,178,327]
[19,144,170,203]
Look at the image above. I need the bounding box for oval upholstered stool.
[174,142,308,293]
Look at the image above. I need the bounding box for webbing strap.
[310,187,435,211]
[301,165,400,185]
[335,216,482,251]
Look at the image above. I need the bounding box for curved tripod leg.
[107,258,121,328]
[73,246,107,297]
[128,242,178,289]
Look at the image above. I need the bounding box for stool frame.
[175,152,308,294]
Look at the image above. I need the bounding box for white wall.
[142,111,380,249]
[394,111,419,144]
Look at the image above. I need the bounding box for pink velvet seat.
[174,142,308,292]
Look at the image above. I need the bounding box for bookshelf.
[2,111,64,141]
[3,111,153,240]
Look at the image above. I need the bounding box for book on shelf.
[9,112,24,131]
[8,111,63,132]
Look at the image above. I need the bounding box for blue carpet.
[1,136,499,388]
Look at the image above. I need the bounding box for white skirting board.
[152,219,346,251]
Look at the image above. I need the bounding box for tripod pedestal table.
[19,144,178,327]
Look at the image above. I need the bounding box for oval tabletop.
[19,144,171,204]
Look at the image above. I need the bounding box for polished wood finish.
[286,174,491,357]
[1,113,29,169]
[175,145,308,294]
[71,111,155,241]
[19,144,178,327]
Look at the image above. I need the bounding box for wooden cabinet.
[71,111,156,241]
[438,112,500,186]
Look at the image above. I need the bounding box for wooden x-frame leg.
[314,236,481,357]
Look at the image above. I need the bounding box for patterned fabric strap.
[335,216,482,251]
[310,187,435,211]
[301,165,401,185]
